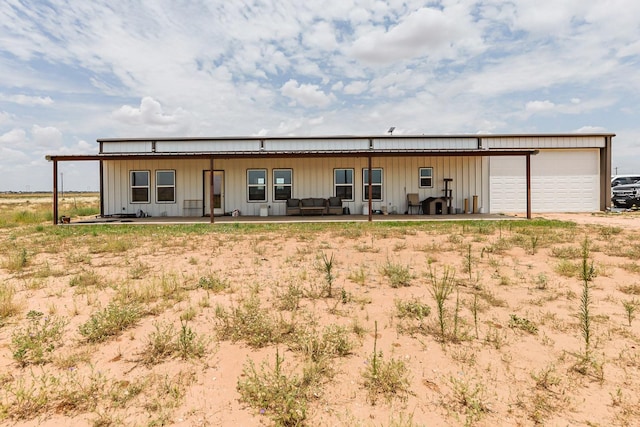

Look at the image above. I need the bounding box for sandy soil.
[1,211,640,426]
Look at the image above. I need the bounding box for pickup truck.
[612,183,640,208]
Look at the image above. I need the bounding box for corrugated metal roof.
[96,133,615,143]
[46,148,539,162]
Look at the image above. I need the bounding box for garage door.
[489,149,600,213]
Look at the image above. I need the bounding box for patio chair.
[407,193,421,214]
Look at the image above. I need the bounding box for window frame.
[334,168,354,201]
[419,167,434,188]
[273,169,293,201]
[362,168,383,201]
[247,169,268,202]
[155,170,176,203]
[130,170,150,204]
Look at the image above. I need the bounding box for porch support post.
[526,153,532,219]
[367,154,373,222]
[53,160,58,225]
[210,156,214,224]
[99,160,104,218]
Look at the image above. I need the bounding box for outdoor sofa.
[286,197,343,215]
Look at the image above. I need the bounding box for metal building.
[46,133,614,224]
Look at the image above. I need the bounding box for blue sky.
[1,0,638,191]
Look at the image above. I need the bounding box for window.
[363,168,383,201]
[334,169,354,201]
[273,169,292,201]
[156,170,175,203]
[130,171,150,203]
[247,169,267,202]
[419,167,433,188]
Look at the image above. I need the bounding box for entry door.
[204,171,224,216]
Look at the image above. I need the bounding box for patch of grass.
[69,269,106,293]
[550,245,581,259]
[78,302,142,343]
[508,314,538,334]
[176,320,208,360]
[395,297,431,336]
[554,259,580,278]
[619,262,640,274]
[618,283,640,295]
[3,247,28,272]
[0,283,21,322]
[533,272,548,290]
[318,252,336,297]
[128,260,150,279]
[11,310,68,366]
[429,265,456,343]
[449,376,490,426]
[198,272,229,293]
[395,298,431,321]
[214,295,293,348]
[348,265,367,285]
[275,283,304,311]
[622,298,639,327]
[237,350,308,426]
[140,321,176,365]
[0,370,107,419]
[381,259,413,288]
[291,324,354,362]
[362,321,412,405]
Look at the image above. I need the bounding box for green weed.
[78,302,142,342]
[381,259,413,288]
[237,350,308,426]
[508,314,538,334]
[362,322,412,405]
[11,310,68,366]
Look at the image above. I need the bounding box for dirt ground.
[1,211,640,426]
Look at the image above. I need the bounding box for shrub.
[237,351,307,426]
[78,302,142,342]
[198,273,229,292]
[11,310,68,366]
[381,259,413,288]
[362,322,412,405]
[508,314,538,334]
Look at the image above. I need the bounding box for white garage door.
[490,149,600,213]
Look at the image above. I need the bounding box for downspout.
[367,153,373,222]
[53,160,58,225]
[99,160,104,218]
[601,136,612,210]
[526,153,532,219]
[99,141,104,218]
[210,156,214,224]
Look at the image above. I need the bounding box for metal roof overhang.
[46,149,538,161]
[47,148,539,225]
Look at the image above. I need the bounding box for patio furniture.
[407,193,421,214]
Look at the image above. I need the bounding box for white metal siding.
[484,136,605,149]
[373,138,478,150]
[489,149,600,213]
[267,139,368,151]
[102,141,152,153]
[156,140,257,152]
[103,156,488,217]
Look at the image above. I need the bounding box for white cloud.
[343,80,368,95]
[349,6,483,64]
[0,128,27,146]
[575,126,608,133]
[0,93,53,106]
[111,97,193,135]
[32,125,63,149]
[526,100,557,113]
[280,80,335,108]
